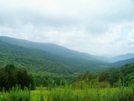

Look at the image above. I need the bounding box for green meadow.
[0,85,134,101]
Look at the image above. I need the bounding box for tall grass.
[0,86,30,101]
[0,84,134,101]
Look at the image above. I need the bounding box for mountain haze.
[1,36,134,74]
[0,37,110,74]
[110,53,134,62]
[110,57,134,68]
[0,36,109,62]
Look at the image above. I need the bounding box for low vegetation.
[0,83,134,101]
[0,62,134,101]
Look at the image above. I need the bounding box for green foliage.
[109,68,120,86]
[125,73,134,86]
[77,71,93,81]
[28,74,36,90]
[0,64,35,91]
[8,86,30,101]
[1,85,134,101]
[35,73,75,87]
[98,71,110,82]
[76,62,134,87]
[47,84,134,101]
[1,37,134,100]
[0,86,30,101]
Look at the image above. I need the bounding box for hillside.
[0,40,109,74]
[0,41,73,74]
[0,36,109,62]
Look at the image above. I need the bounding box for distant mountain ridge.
[110,57,134,68]
[110,53,134,62]
[1,36,134,71]
[0,36,108,62]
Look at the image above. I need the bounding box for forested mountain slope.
[0,40,109,74]
[0,36,108,62]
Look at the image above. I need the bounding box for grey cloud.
[0,0,134,35]
[0,0,134,55]
[0,11,78,30]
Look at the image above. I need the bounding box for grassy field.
[0,85,134,101]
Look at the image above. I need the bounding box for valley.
[0,36,134,101]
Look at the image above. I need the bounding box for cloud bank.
[0,0,134,55]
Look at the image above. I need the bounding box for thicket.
[1,62,133,90]
[76,62,134,88]
[0,64,35,91]
[30,62,134,88]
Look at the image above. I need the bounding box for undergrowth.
[0,84,134,101]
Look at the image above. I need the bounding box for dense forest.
[76,62,134,87]
[0,62,134,90]
[1,62,134,101]
[0,64,35,91]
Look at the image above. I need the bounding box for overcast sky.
[0,0,134,55]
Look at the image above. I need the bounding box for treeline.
[27,62,134,88]
[0,62,134,90]
[33,62,134,88]
[98,62,134,86]
[0,64,76,90]
[0,64,35,91]
[75,62,134,88]
[35,73,76,87]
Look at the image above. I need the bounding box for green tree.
[109,69,120,86]
[0,68,7,90]
[0,64,35,91]
[99,71,110,82]
[28,74,36,90]
[17,69,29,89]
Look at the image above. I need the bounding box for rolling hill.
[0,36,109,62]
[0,39,110,74]
[1,36,134,72]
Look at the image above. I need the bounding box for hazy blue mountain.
[110,57,134,68]
[0,36,109,62]
[110,53,134,62]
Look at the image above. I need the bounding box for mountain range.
[110,53,134,62]
[0,36,134,74]
[0,36,108,62]
[110,57,134,68]
[0,36,110,74]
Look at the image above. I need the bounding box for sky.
[0,0,134,55]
